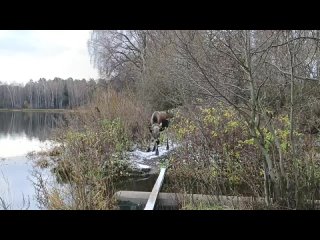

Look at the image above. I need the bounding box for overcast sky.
[0,30,99,85]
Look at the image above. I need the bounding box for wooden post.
[144,167,166,210]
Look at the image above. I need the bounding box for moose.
[147,110,174,156]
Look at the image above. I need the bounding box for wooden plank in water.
[144,167,166,210]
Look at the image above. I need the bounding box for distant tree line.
[0,78,107,109]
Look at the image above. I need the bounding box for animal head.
[150,122,162,139]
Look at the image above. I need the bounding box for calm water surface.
[0,111,64,209]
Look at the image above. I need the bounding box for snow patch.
[136,163,151,169]
[127,141,179,171]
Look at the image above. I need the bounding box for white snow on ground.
[136,163,151,169]
[127,141,179,171]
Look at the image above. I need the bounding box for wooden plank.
[144,167,166,210]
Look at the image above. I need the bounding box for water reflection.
[0,111,66,142]
[0,111,65,209]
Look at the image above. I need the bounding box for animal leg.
[148,136,155,152]
[147,138,153,152]
[147,137,155,152]
[166,131,169,150]
[155,143,159,156]
[152,139,157,152]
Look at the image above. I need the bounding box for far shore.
[0,108,79,113]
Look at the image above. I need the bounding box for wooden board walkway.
[144,167,166,210]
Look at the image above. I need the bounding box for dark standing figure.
[147,110,174,155]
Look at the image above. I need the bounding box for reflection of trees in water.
[0,112,67,141]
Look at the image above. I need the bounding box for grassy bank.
[33,89,151,210]
[162,105,320,209]
[30,100,320,209]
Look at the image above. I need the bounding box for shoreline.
[0,108,76,113]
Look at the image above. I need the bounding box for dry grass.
[33,87,152,210]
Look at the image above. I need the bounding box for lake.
[0,111,65,210]
[0,111,163,210]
